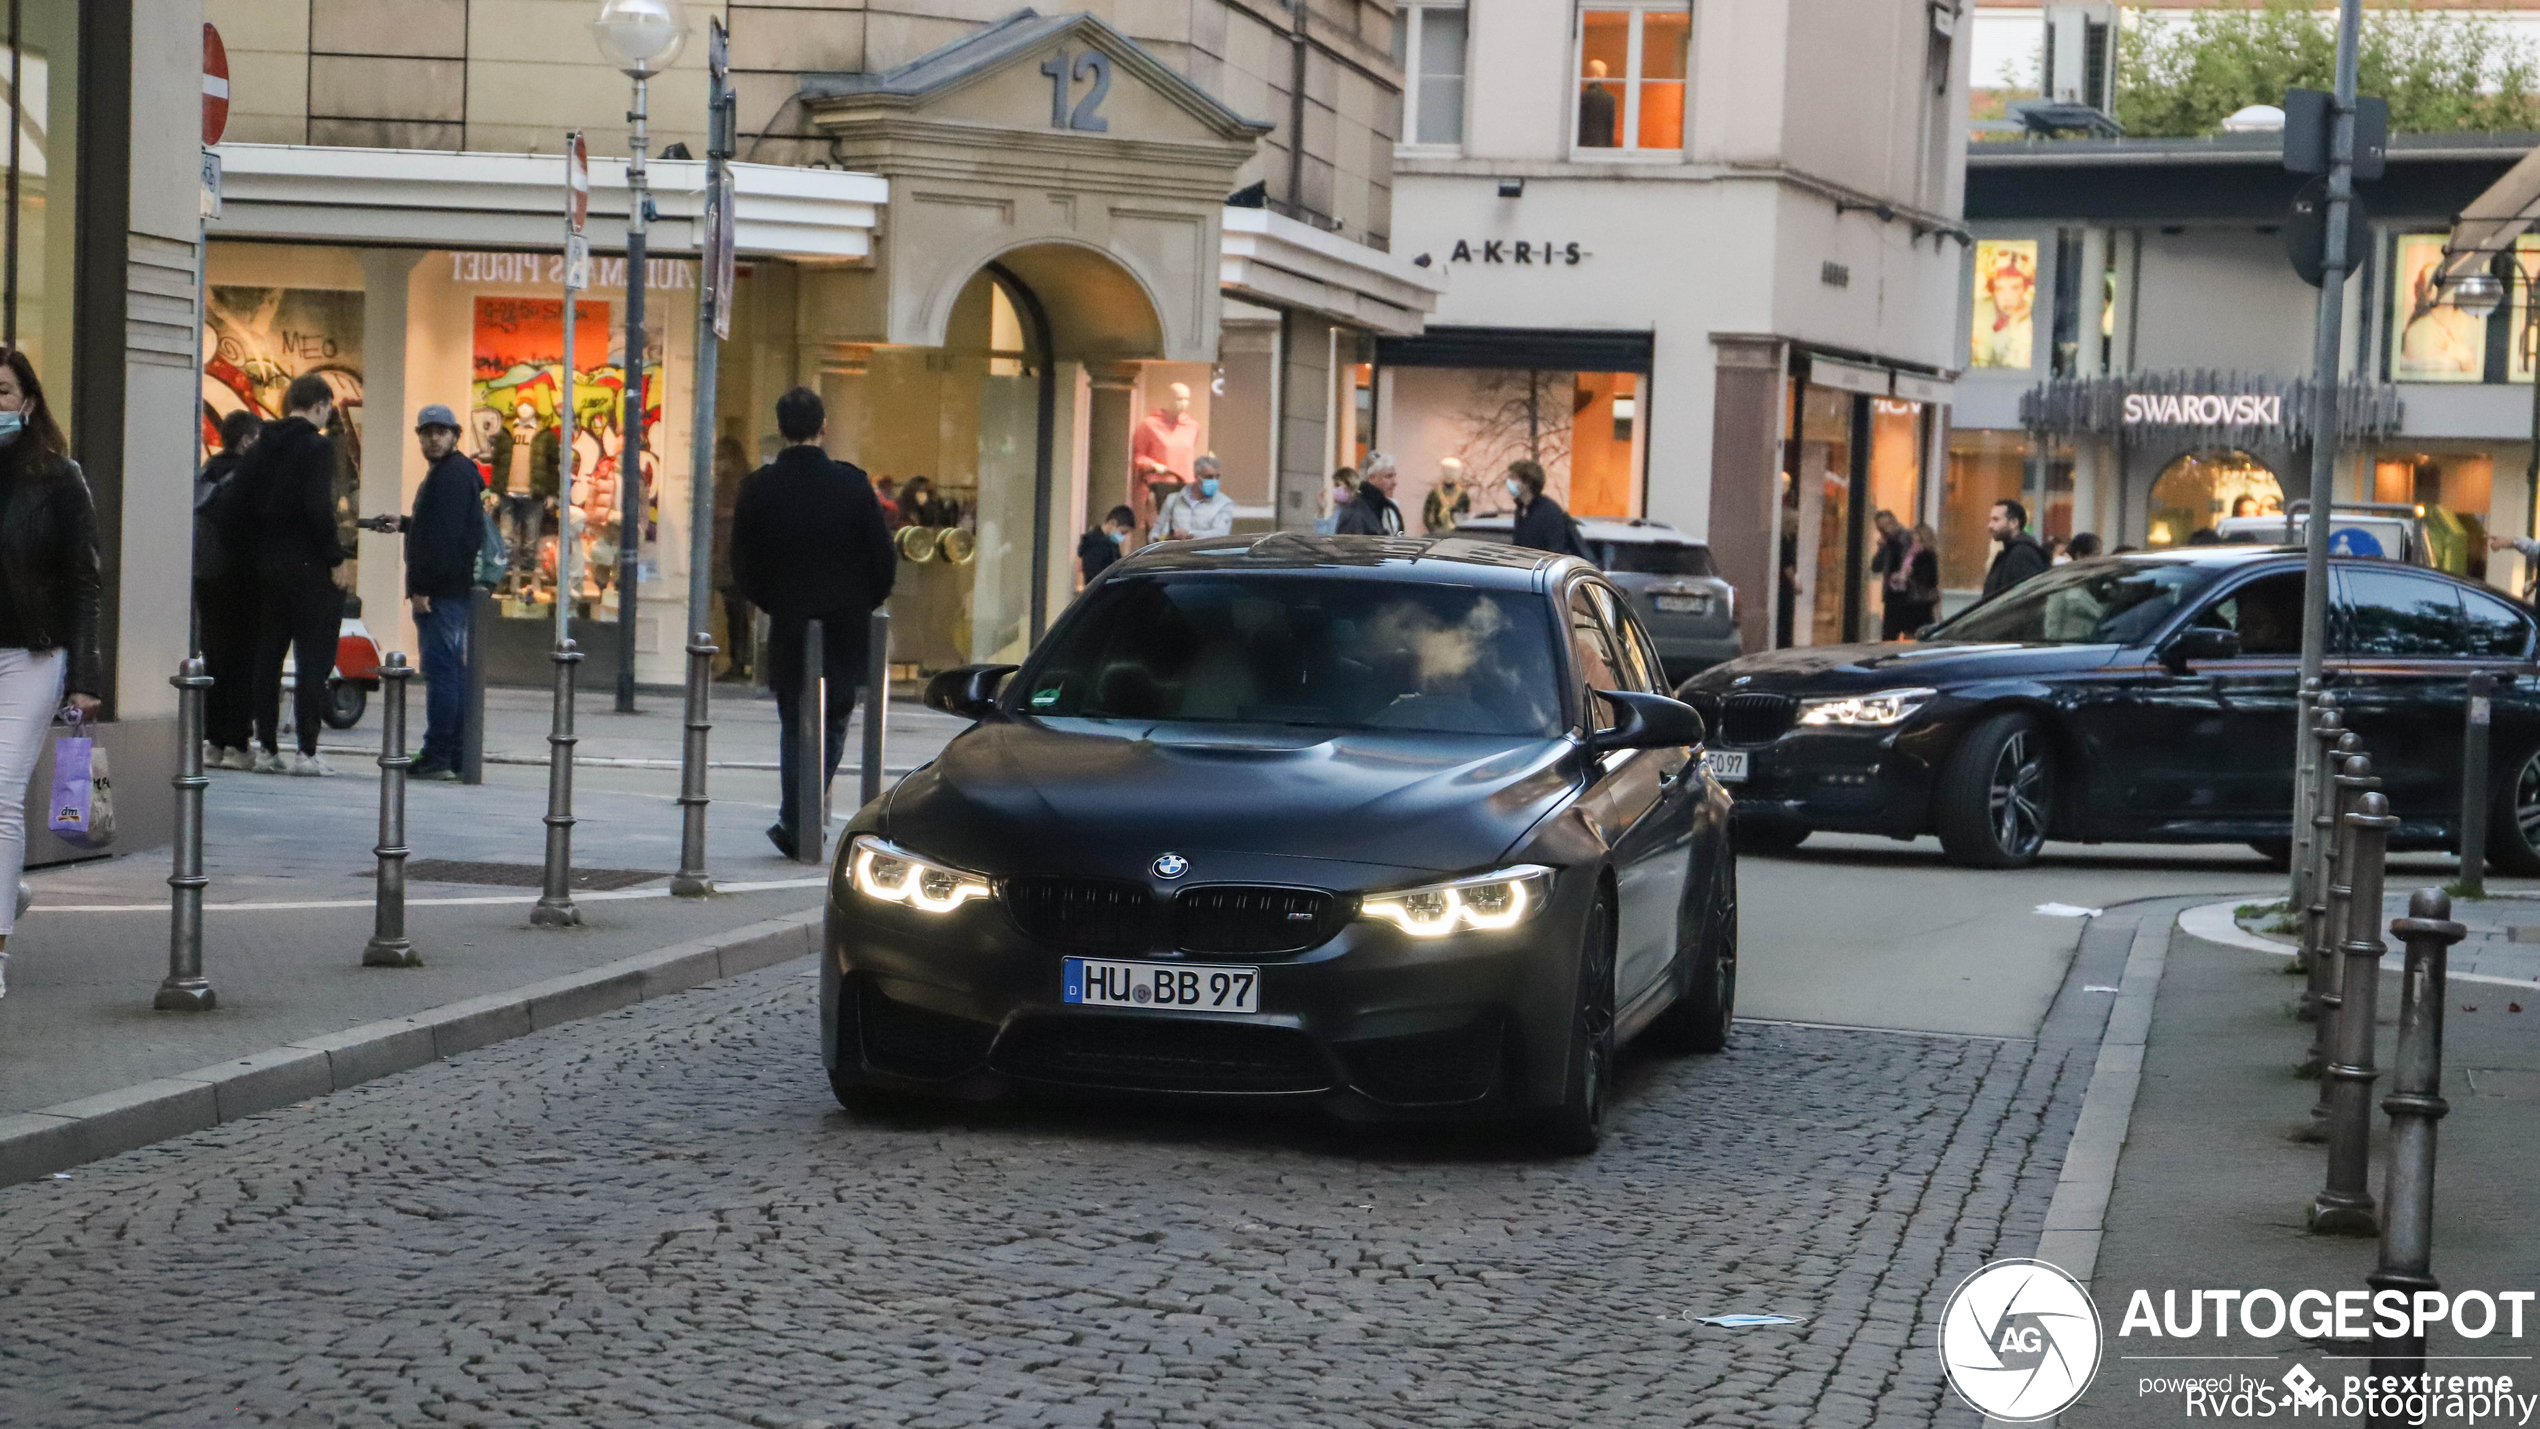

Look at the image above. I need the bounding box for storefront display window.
[470,296,628,620]
[1861,397,1925,617]
[1798,385,1851,648]
[1393,4,1468,148]
[1380,365,1644,529]
[2146,448,2279,547]
[201,285,367,578]
[2373,450,2493,576]
[4,1,77,410]
[1941,430,2029,591]
[1576,6,1688,153]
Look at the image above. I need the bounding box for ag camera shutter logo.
[1938,1258,2103,1421]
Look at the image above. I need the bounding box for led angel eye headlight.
[847,834,994,914]
[1797,687,1935,727]
[1360,866,1554,937]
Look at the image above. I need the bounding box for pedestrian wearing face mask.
[1156,455,1236,540]
[1504,459,1591,559]
[0,348,102,998]
[1078,504,1135,586]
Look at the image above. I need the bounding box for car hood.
[1684,640,2120,695]
[882,717,1580,884]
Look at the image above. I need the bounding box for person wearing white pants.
[0,348,106,997]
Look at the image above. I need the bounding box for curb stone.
[0,906,824,1188]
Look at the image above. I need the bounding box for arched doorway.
[2146,448,2282,547]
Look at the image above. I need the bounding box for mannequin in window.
[1131,381,1201,532]
[1578,59,1618,148]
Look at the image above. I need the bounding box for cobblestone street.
[0,957,2083,1429]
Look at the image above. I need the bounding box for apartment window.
[1576,5,1689,154]
[1393,3,1467,148]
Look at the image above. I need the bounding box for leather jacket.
[0,453,104,696]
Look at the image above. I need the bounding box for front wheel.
[2487,744,2540,876]
[322,679,368,730]
[1645,842,1737,1055]
[1935,711,2055,868]
[1535,892,1616,1156]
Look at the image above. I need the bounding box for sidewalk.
[0,692,962,1135]
[2064,866,2540,1427]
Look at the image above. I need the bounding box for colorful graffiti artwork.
[468,297,663,543]
[200,286,366,461]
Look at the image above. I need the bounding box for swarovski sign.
[2122,392,2285,427]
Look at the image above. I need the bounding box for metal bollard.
[2460,671,2495,899]
[792,619,826,866]
[2303,733,2366,1060]
[2290,679,2326,941]
[531,640,584,927]
[2305,745,2376,1136]
[2369,889,2466,1395]
[156,659,216,1011]
[860,610,890,809]
[671,627,717,898]
[362,654,420,967]
[2312,789,2398,1235]
[2296,704,2345,980]
[462,586,490,785]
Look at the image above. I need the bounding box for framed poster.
[2391,233,2485,383]
[1969,239,2038,371]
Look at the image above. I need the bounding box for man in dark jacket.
[405,404,490,780]
[1505,459,1591,558]
[232,373,350,775]
[730,386,898,858]
[1979,498,2051,603]
[1078,504,1133,587]
[1333,452,1405,535]
[194,410,262,768]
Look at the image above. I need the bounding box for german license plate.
[1702,749,1749,782]
[1064,957,1261,1013]
[1654,594,1708,613]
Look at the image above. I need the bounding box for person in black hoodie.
[1505,458,1591,558]
[194,410,262,768]
[1978,498,2051,604]
[0,348,102,995]
[404,404,490,780]
[232,373,350,775]
[729,387,897,858]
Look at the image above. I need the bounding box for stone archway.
[2145,447,2283,547]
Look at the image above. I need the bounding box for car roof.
[1454,514,1700,545]
[1112,531,1590,588]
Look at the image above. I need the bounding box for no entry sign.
[202,24,229,147]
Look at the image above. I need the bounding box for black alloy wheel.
[2488,745,2540,877]
[1736,819,1810,857]
[321,679,367,730]
[1646,841,1737,1055]
[1936,711,2054,869]
[1538,892,1617,1155]
[2247,838,2294,870]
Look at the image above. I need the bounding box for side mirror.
[2161,625,2240,673]
[1585,689,1708,758]
[1913,623,1939,641]
[923,663,1018,720]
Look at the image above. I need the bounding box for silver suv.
[1456,514,1739,680]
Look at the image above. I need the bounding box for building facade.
[1376,0,1974,652]
[204,0,1438,684]
[1956,132,2540,597]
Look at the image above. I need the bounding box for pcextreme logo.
[1939,1259,2104,1421]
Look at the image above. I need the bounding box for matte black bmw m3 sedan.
[821,533,1738,1152]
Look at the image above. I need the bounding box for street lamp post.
[591,0,691,716]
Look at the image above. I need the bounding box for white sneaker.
[219,747,257,771]
[288,752,339,777]
[252,749,289,774]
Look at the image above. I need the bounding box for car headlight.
[1360,865,1554,937]
[847,834,995,914]
[1797,687,1935,727]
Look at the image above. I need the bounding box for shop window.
[2147,449,2280,549]
[2391,233,2487,383]
[5,2,78,411]
[1862,397,1924,616]
[2373,452,2493,577]
[1798,386,1851,648]
[1569,372,1639,519]
[1394,4,1468,148]
[1941,430,2030,591]
[1576,5,1689,155]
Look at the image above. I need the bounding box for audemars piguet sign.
[2122,392,2284,426]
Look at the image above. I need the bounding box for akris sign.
[1448,239,1587,267]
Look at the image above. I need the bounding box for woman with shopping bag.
[0,349,102,996]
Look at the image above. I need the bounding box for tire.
[1645,840,1738,1055]
[2487,744,2540,877]
[1935,711,2055,869]
[1535,891,1617,1156]
[1736,819,1810,857]
[321,680,367,730]
[2248,838,2293,870]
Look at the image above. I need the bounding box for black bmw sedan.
[1679,548,2540,869]
[822,533,1737,1152]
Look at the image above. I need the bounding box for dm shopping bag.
[46,713,114,850]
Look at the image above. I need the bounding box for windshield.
[1018,574,1566,737]
[1599,541,1716,577]
[1928,560,2223,645]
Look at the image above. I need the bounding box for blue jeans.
[415,595,471,768]
[774,674,857,836]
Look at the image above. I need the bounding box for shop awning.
[207,144,886,261]
[1219,207,1442,337]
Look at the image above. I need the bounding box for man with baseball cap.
[405,403,490,779]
